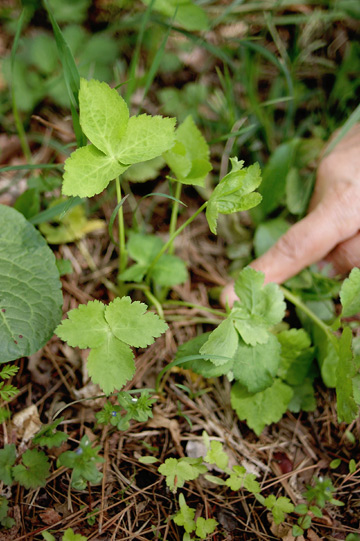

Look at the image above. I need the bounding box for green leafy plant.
[0,497,15,529]
[293,477,343,537]
[57,435,104,490]
[42,527,88,541]
[96,389,156,430]
[0,444,51,490]
[55,297,168,395]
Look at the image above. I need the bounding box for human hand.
[221,123,360,307]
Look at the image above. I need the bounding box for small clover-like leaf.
[62,528,88,541]
[62,145,127,198]
[206,158,262,234]
[173,493,196,533]
[13,449,50,489]
[264,495,294,524]
[158,457,207,493]
[195,516,218,538]
[105,297,168,348]
[87,334,135,395]
[55,300,108,349]
[204,440,229,470]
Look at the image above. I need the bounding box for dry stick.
[44,345,74,396]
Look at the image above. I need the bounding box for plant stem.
[168,182,182,255]
[146,201,208,277]
[116,176,127,276]
[163,300,226,318]
[280,286,336,345]
[125,283,165,319]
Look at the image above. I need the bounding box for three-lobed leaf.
[264,495,294,524]
[56,297,168,395]
[158,457,207,493]
[63,79,176,198]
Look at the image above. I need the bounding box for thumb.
[251,182,360,284]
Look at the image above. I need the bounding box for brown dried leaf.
[39,508,62,525]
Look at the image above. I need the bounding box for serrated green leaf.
[225,465,246,491]
[199,317,238,366]
[173,493,196,533]
[158,457,207,493]
[340,268,360,318]
[55,300,108,349]
[0,444,16,485]
[231,379,293,435]
[231,267,285,346]
[87,334,135,395]
[175,333,234,377]
[163,116,211,186]
[105,297,168,348]
[79,78,129,158]
[116,115,176,164]
[336,327,358,423]
[277,329,314,385]
[232,334,281,393]
[0,205,62,363]
[127,233,163,265]
[62,145,126,198]
[195,517,218,538]
[151,254,188,286]
[13,449,50,489]
[204,440,229,470]
[264,495,294,524]
[288,378,317,413]
[206,159,262,234]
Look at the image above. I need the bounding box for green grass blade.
[324,104,360,156]
[0,164,62,173]
[10,8,31,162]
[29,197,82,225]
[141,25,172,109]
[125,0,156,104]
[43,0,86,147]
[108,195,129,246]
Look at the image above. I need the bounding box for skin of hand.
[221,123,360,308]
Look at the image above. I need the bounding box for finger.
[326,232,360,274]
[220,281,237,308]
[250,181,360,284]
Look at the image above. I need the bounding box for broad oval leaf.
[0,205,62,363]
[79,78,129,158]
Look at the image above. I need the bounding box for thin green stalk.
[143,290,165,320]
[146,201,208,277]
[163,300,226,318]
[168,182,182,255]
[124,282,164,319]
[280,286,336,345]
[115,177,127,275]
